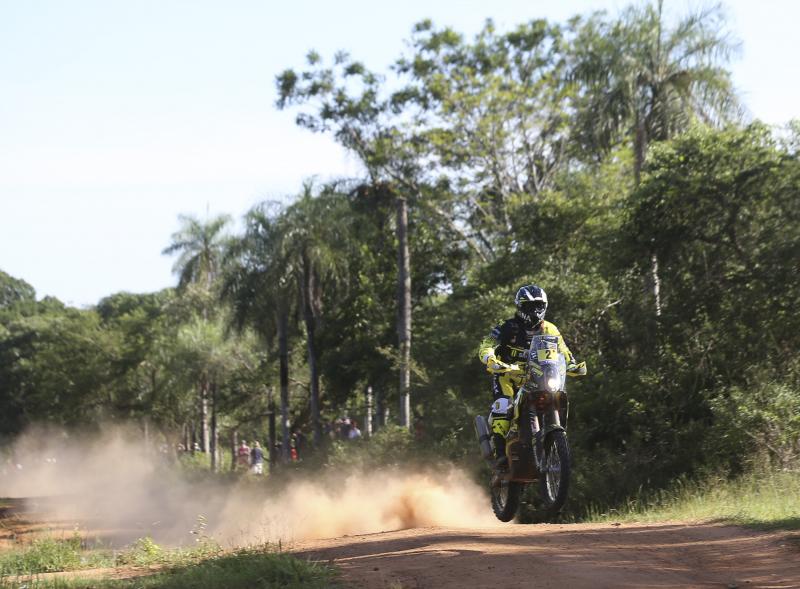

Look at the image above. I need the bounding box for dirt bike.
[474,334,585,522]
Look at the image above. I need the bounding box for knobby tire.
[539,429,571,516]
[491,479,522,522]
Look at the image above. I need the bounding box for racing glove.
[567,361,587,377]
[484,355,524,375]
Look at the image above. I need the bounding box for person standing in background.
[250,441,264,475]
[237,439,251,470]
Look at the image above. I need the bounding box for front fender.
[542,423,565,437]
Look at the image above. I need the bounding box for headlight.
[547,376,560,391]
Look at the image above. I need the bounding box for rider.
[478,285,586,468]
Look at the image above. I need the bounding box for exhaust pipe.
[474,415,493,461]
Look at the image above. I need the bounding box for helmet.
[515,285,548,326]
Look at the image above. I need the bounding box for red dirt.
[292,522,800,589]
[3,500,799,588]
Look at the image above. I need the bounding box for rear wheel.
[491,480,522,522]
[539,430,570,516]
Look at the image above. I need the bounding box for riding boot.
[492,433,508,470]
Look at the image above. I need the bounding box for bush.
[708,378,800,472]
[0,533,111,576]
[325,425,414,470]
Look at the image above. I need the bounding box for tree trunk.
[634,117,662,319]
[651,253,662,317]
[301,257,322,448]
[268,394,277,469]
[365,386,374,438]
[210,381,218,472]
[199,377,210,453]
[142,417,149,453]
[183,423,190,453]
[396,195,412,429]
[230,430,238,472]
[278,307,291,463]
[633,115,647,187]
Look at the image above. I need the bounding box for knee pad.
[490,397,511,416]
[488,397,511,436]
[490,418,510,436]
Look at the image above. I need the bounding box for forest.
[2,2,799,518]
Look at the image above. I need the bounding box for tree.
[277,184,352,447]
[277,55,422,428]
[162,213,232,453]
[569,1,739,316]
[0,304,117,436]
[0,270,36,310]
[223,204,295,462]
[632,124,800,359]
[395,19,572,255]
[173,314,259,471]
[96,290,187,444]
[571,1,738,180]
[162,214,232,294]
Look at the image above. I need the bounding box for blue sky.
[1,0,798,306]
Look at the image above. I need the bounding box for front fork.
[516,388,561,471]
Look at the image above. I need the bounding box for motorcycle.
[474,334,585,522]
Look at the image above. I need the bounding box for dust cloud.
[0,426,500,548]
[215,469,501,544]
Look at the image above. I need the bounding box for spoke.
[545,446,561,499]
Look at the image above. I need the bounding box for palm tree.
[570,0,738,314]
[162,213,231,454]
[173,315,238,471]
[277,183,352,447]
[162,213,232,295]
[277,61,418,430]
[222,204,293,463]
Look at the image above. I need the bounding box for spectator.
[348,420,362,440]
[294,429,307,458]
[338,418,352,440]
[250,441,264,475]
[290,433,299,462]
[414,416,426,441]
[237,439,251,470]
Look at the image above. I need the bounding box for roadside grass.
[0,535,223,578]
[0,534,115,576]
[586,470,800,530]
[0,514,226,578]
[0,547,337,589]
[0,539,337,589]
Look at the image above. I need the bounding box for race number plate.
[537,348,558,362]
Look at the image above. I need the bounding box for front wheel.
[539,430,571,515]
[491,480,522,522]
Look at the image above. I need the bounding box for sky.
[1,0,798,307]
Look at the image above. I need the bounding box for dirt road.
[293,522,800,589]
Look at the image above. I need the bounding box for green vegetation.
[587,471,800,530]
[0,534,222,577]
[1,0,799,524]
[0,548,336,589]
[0,535,111,576]
[0,534,335,589]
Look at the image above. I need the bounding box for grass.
[586,470,800,530]
[0,544,337,589]
[0,534,115,576]
[0,534,225,578]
